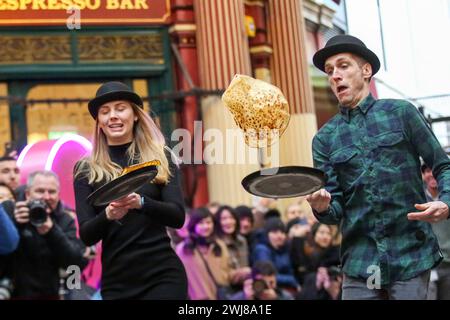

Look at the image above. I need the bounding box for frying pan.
[87,161,160,206]
[241,166,326,199]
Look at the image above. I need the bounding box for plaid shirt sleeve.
[403,102,450,212]
[311,133,344,225]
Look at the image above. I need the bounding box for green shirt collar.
[339,94,377,122]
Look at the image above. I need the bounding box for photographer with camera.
[230,261,293,300]
[290,222,340,286]
[297,266,343,300]
[252,218,299,293]
[1,170,87,299]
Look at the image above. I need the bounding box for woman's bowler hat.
[88,81,143,119]
[313,34,380,76]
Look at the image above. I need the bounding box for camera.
[0,278,13,300]
[252,279,268,299]
[327,266,342,280]
[28,199,49,227]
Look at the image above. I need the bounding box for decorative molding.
[250,45,273,55]
[169,24,197,33]
[303,0,336,30]
[244,0,265,7]
[77,34,164,64]
[0,36,71,64]
[170,24,196,47]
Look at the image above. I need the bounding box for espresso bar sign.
[0,0,171,25]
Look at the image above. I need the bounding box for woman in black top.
[73,81,188,299]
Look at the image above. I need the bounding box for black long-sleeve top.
[74,143,187,299]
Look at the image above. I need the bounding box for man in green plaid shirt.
[306,34,450,300]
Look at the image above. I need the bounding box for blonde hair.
[75,103,171,185]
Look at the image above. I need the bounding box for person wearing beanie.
[306,34,450,299]
[252,218,299,293]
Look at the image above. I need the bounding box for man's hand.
[36,216,54,235]
[235,267,252,282]
[305,189,331,214]
[14,201,30,224]
[324,275,342,300]
[407,201,449,223]
[316,267,329,290]
[243,278,255,300]
[258,288,278,300]
[288,224,311,238]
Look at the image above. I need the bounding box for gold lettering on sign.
[0,0,117,10]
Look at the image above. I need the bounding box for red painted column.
[245,0,272,82]
[193,0,258,207]
[170,0,209,207]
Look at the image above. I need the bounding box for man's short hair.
[0,156,16,163]
[235,205,254,224]
[421,164,428,173]
[26,170,60,190]
[252,261,277,278]
[420,158,430,173]
[351,54,373,81]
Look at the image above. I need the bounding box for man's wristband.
[312,207,329,216]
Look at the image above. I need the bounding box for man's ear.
[362,63,373,81]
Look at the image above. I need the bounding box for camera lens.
[28,200,48,227]
[327,266,341,279]
[252,279,267,297]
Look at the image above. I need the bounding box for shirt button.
[415,230,426,242]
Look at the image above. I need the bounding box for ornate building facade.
[0,0,346,208]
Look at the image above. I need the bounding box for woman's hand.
[106,193,142,220]
[105,201,128,220]
[105,203,128,221]
[112,193,142,210]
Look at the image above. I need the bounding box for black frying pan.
[241,166,326,199]
[87,162,159,206]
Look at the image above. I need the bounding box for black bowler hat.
[313,34,380,76]
[88,81,143,119]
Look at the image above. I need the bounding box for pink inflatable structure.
[16,134,93,210]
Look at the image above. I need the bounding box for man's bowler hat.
[88,81,143,119]
[313,34,380,76]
